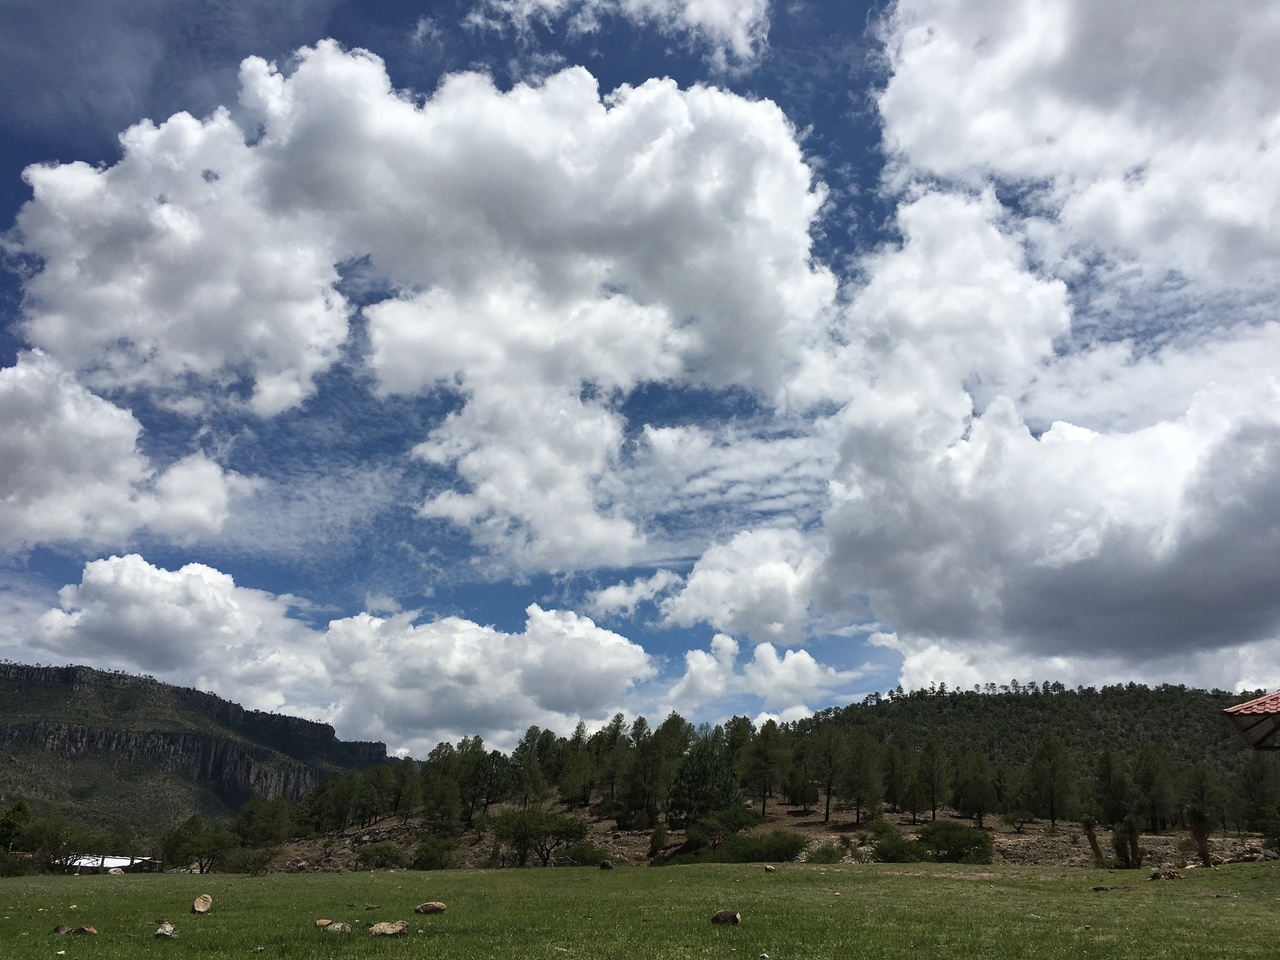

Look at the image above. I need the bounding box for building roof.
[1224,690,1280,750]
[68,855,155,869]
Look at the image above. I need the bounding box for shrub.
[413,837,457,870]
[917,821,993,864]
[870,822,924,863]
[0,851,33,877]
[873,832,925,863]
[648,824,669,858]
[662,829,809,866]
[862,818,900,839]
[719,829,809,864]
[561,840,611,866]
[357,842,408,870]
[805,842,845,864]
[213,845,276,875]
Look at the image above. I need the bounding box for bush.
[0,851,33,877]
[561,840,611,866]
[872,831,925,863]
[869,822,925,863]
[805,842,845,864]
[719,829,809,864]
[357,842,408,870]
[213,846,276,875]
[648,824,669,858]
[861,818,900,839]
[917,821,993,864]
[412,837,457,871]
[662,829,809,866]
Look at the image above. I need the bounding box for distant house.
[66,855,158,874]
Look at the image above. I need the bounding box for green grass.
[3,862,1278,960]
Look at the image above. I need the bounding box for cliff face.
[0,720,322,804]
[0,663,388,816]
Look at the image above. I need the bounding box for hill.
[0,663,387,834]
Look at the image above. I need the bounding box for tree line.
[3,681,1277,872]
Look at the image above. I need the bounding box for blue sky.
[3,0,1280,754]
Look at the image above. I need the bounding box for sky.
[2,0,1280,756]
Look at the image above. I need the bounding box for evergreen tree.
[916,736,950,822]
[841,727,882,824]
[744,719,786,818]
[666,733,743,829]
[558,721,597,808]
[455,736,492,827]
[1093,749,1132,826]
[1133,744,1177,832]
[953,750,998,828]
[881,736,909,812]
[806,724,851,823]
[1023,733,1075,833]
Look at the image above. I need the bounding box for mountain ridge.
[0,662,387,832]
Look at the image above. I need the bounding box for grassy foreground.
[3,862,1277,960]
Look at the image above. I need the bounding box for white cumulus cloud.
[0,352,256,551]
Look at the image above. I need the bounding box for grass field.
[3,862,1278,960]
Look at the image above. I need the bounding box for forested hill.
[283,680,1272,853]
[0,663,386,831]
[804,682,1258,771]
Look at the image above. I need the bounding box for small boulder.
[323,922,352,933]
[763,865,775,873]
[193,893,213,914]
[108,867,125,875]
[154,921,178,939]
[369,920,410,936]
[711,910,741,926]
[415,902,447,914]
[599,860,614,870]
[53,923,71,935]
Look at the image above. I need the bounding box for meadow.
[2,862,1277,960]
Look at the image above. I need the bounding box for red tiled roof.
[1225,690,1280,749]
[1225,690,1280,715]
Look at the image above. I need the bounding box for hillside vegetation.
[3,665,1277,876]
[0,664,386,837]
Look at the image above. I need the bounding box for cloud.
[9,42,833,570]
[662,526,819,642]
[585,569,682,618]
[0,352,256,551]
[761,0,1280,693]
[665,632,738,708]
[12,107,351,416]
[875,629,1280,698]
[819,340,1280,670]
[662,632,862,717]
[741,640,859,710]
[465,0,772,68]
[877,0,1280,288]
[324,603,657,750]
[27,554,657,753]
[35,554,322,712]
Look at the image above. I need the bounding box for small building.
[1225,690,1280,750]
[66,855,159,874]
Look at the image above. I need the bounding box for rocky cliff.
[0,662,388,823]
